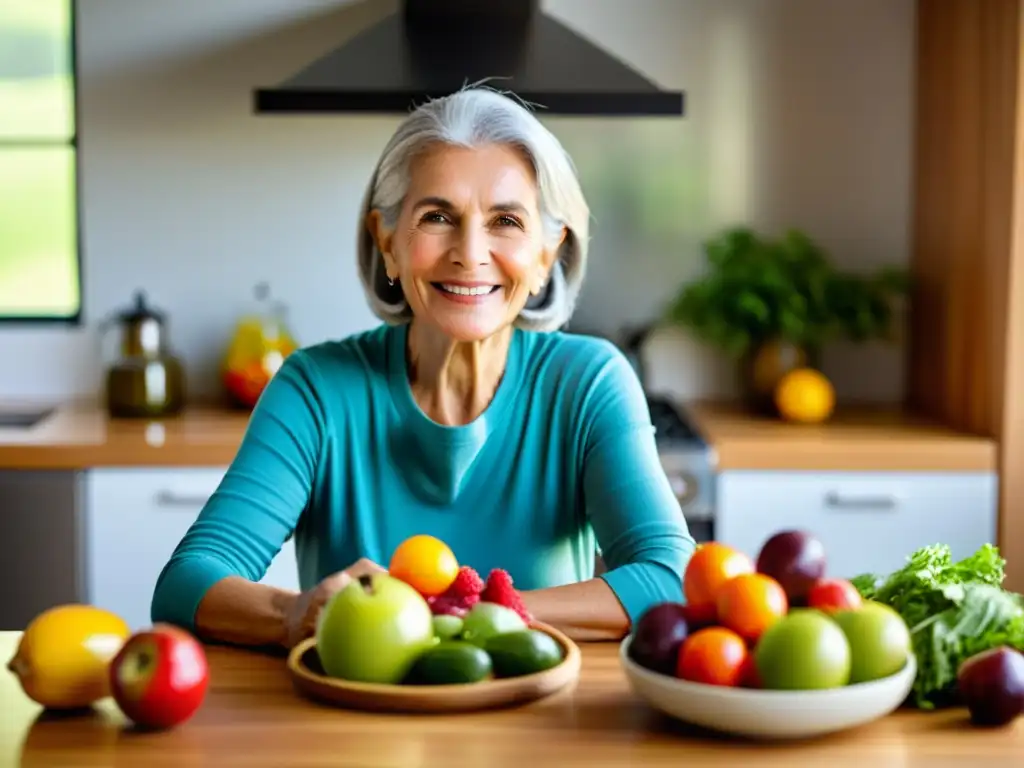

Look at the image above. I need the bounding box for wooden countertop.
[2,632,1018,766]
[0,402,251,469]
[0,400,997,473]
[688,402,997,473]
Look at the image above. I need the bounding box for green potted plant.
[665,226,910,414]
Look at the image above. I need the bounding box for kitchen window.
[0,0,82,324]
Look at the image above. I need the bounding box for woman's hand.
[284,558,388,649]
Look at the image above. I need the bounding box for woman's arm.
[526,344,696,641]
[522,579,630,641]
[150,352,326,647]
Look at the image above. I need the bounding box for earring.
[388,276,395,286]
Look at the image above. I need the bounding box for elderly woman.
[151,88,695,649]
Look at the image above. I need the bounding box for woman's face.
[370,143,564,342]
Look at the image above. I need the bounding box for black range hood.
[254,0,684,117]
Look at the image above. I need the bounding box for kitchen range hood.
[254,0,684,117]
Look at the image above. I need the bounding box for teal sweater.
[151,323,696,631]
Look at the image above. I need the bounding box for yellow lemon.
[7,604,131,709]
[774,368,835,424]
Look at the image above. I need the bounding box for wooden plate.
[287,621,581,713]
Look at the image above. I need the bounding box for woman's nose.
[449,224,492,266]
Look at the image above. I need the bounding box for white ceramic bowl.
[620,636,917,740]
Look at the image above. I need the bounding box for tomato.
[716,573,789,643]
[683,543,755,624]
[388,534,460,597]
[676,627,749,687]
[807,578,863,613]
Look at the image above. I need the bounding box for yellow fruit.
[774,368,835,424]
[7,604,131,709]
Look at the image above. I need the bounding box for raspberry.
[426,568,485,618]
[428,593,480,618]
[445,566,485,600]
[481,569,532,624]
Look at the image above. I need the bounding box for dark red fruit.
[958,646,1024,727]
[628,602,690,676]
[755,530,827,604]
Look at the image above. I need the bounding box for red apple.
[807,578,863,613]
[109,624,209,730]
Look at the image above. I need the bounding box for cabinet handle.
[154,490,210,508]
[824,491,897,511]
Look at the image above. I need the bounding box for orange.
[716,573,789,643]
[774,368,835,424]
[676,626,749,687]
[683,542,755,625]
[388,534,459,597]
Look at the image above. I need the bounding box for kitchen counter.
[0,400,997,473]
[688,402,997,472]
[0,402,251,469]
[2,632,1017,766]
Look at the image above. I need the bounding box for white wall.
[0,0,915,404]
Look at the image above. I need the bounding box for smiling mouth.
[432,282,502,298]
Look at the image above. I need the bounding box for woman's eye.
[495,215,523,228]
[421,211,449,224]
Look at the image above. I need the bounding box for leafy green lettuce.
[851,543,1024,709]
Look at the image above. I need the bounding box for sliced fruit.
[404,641,493,685]
[484,630,564,678]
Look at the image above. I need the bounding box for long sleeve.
[150,351,327,632]
[581,349,696,624]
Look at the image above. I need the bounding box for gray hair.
[357,87,590,332]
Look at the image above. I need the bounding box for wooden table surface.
[1,632,1019,767]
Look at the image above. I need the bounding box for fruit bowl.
[620,635,916,740]
[288,621,581,714]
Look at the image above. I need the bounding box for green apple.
[754,608,851,690]
[460,602,527,646]
[316,573,435,684]
[832,601,911,683]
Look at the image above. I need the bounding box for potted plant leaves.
[665,226,910,415]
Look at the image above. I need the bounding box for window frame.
[0,0,84,326]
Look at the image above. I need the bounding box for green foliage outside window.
[0,0,81,321]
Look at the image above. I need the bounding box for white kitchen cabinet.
[84,467,300,630]
[715,471,998,580]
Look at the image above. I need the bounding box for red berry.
[481,569,532,623]
[445,566,485,600]
[428,593,480,617]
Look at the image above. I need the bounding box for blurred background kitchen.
[0,0,1011,630]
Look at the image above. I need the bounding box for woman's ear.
[366,210,398,281]
[532,226,567,295]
